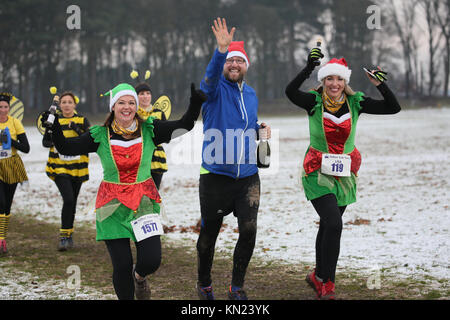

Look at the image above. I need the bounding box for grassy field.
[0,212,448,300]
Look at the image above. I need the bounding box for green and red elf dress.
[48,83,206,242]
[91,119,161,241]
[285,65,401,206]
[301,91,363,206]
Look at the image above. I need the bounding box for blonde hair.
[316,79,355,96]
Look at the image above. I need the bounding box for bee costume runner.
[132,70,171,189]
[43,82,206,300]
[41,90,90,251]
[0,92,30,254]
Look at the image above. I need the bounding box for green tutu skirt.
[95,196,160,242]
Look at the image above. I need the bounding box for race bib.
[131,214,164,242]
[59,154,80,161]
[321,153,351,177]
[0,148,12,159]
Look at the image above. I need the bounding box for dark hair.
[135,82,152,95]
[0,92,12,105]
[60,91,77,103]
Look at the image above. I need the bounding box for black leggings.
[311,193,347,283]
[151,172,163,190]
[0,181,17,215]
[105,236,161,300]
[54,176,82,230]
[197,173,260,288]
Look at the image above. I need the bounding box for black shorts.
[199,172,260,222]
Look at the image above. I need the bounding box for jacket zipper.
[236,82,248,179]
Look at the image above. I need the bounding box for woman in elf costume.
[0,92,30,254]
[42,82,206,300]
[42,91,90,251]
[285,47,400,299]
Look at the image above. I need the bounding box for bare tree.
[420,0,442,96]
[386,0,419,98]
[433,0,450,97]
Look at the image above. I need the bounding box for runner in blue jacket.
[196,17,271,300]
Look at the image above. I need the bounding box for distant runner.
[0,92,30,254]
[42,91,90,251]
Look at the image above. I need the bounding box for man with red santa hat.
[195,17,271,300]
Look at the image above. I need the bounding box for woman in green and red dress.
[43,82,206,300]
[285,48,401,299]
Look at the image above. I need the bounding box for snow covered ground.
[2,106,449,298]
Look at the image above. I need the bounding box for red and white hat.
[227,41,250,68]
[317,58,352,83]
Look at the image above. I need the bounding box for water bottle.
[257,127,270,168]
[44,95,59,127]
[1,127,11,150]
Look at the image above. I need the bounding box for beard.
[223,69,245,83]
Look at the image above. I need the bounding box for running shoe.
[228,286,248,300]
[197,283,215,300]
[305,269,323,299]
[0,239,7,254]
[58,237,70,251]
[320,280,336,300]
[133,266,151,300]
[66,235,74,249]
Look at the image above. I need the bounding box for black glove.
[0,130,8,144]
[190,83,207,106]
[180,83,207,131]
[373,69,388,83]
[69,121,83,135]
[40,111,59,130]
[307,47,324,69]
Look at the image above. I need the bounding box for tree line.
[0,0,449,116]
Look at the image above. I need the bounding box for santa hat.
[101,83,139,111]
[317,58,352,83]
[227,41,250,68]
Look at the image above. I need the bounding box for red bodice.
[304,114,361,175]
[95,139,161,210]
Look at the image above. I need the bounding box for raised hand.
[211,17,236,53]
[307,47,324,69]
[190,83,207,106]
[40,111,59,129]
[373,67,388,82]
[366,66,387,86]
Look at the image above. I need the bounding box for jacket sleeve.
[359,83,401,115]
[11,133,30,153]
[200,49,227,101]
[51,120,98,155]
[285,65,317,113]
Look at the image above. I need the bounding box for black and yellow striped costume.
[43,112,90,245]
[0,116,29,247]
[137,106,168,173]
[44,113,90,182]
